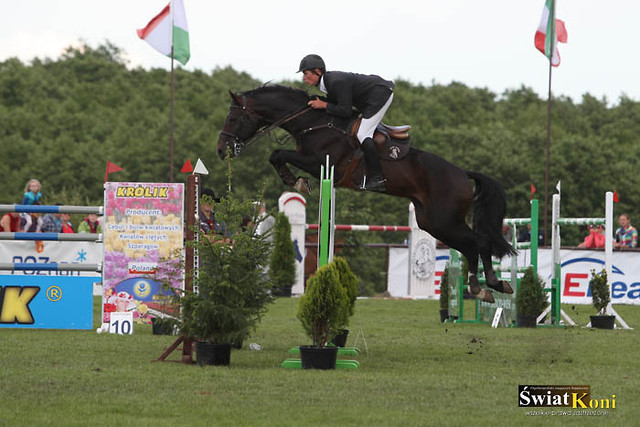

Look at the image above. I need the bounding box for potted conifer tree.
[296,260,348,369]
[269,212,297,297]
[515,267,548,328]
[174,192,274,366]
[330,256,358,347]
[589,269,615,329]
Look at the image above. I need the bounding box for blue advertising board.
[0,275,94,329]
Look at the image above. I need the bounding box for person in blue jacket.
[22,179,42,205]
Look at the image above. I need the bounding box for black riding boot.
[361,138,386,191]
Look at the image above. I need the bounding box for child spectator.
[78,213,102,233]
[22,179,42,205]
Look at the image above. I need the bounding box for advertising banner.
[0,241,102,277]
[388,248,640,305]
[102,182,184,324]
[0,275,93,329]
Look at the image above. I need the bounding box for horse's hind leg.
[480,249,514,295]
[412,202,495,303]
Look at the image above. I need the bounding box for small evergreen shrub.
[297,262,348,347]
[269,212,297,295]
[515,267,548,317]
[589,269,610,314]
[440,264,450,310]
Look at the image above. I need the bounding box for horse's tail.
[466,170,517,258]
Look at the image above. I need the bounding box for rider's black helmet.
[298,54,326,73]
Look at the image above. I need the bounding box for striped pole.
[0,204,103,215]
[0,262,102,272]
[0,232,102,242]
[307,224,411,232]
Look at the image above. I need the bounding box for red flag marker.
[181,158,194,173]
[613,190,620,203]
[530,183,537,200]
[105,161,123,182]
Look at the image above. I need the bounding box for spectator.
[60,213,75,233]
[41,212,62,233]
[614,213,637,248]
[198,187,228,242]
[19,201,43,232]
[253,201,276,243]
[78,213,102,233]
[518,224,544,246]
[578,224,605,249]
[22,179,42,205]
[0,212,20,232]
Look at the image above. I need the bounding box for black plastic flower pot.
[151,318,175,335]
[330,329,349,347]
[196,342,232,366]
[299,345,339,370]
[516,314,538,328]
[590,315,615,329]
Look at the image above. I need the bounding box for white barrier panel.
[0,241,102,277]
[278,192,306,295]
[388,248,640,304]
[408,203,437,297]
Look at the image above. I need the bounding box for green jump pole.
[317,157,334,268]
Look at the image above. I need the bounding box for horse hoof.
[487,280,514,294]
[467,275,480,295]
[476,289,495,304]
[293,178,312,194]
[499,281,514,294]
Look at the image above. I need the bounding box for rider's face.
[302,69,320,86]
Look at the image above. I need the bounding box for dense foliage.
[3,42,639,293]
[515,267,549,317]
[589,269,610,314]
[176,191,274,344]
[296,261,348,347]
[268,212,297,295]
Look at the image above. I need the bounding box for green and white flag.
[137,0,190,65]
[534,0,567,67]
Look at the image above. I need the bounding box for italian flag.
[137,0,190,65]
[534,0,567,67]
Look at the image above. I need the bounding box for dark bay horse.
[217,85,516,302]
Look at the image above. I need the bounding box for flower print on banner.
[102,182,184,323]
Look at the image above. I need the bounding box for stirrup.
[360,175,387,192]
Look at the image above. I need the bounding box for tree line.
[2,42,639,292]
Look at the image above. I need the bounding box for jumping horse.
[217,85,516,302]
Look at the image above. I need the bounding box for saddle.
[349,117,411,161]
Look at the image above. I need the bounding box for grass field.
[1,297,639,426]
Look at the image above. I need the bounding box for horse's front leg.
[269,149,320,194]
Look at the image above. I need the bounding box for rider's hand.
[308,97,327,110]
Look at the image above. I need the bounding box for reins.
[220,96,313,156]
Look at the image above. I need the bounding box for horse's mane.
[241,84,310,102]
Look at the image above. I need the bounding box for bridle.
[219,95,313,156]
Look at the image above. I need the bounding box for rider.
[298,54,394,191]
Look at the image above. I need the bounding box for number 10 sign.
[109,311,134,335]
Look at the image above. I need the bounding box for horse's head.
[217,90,269,159]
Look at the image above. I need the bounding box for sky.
[2,0,638,105]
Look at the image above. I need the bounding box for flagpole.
[169,0,175,183]
[170,49,175,183]
[543,0,557,246]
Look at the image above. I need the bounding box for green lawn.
[1,298,638,426]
